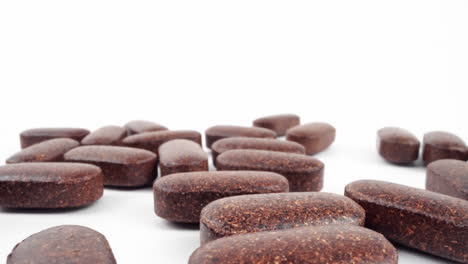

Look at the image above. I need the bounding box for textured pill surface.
[20,128,90,148]
[190,225,397,264]
[6,138,80,164]
[158,139,208,176]
[200,192,365,244]
[345,179,468,263]
[423,131,467,165]
[123,130,202,154]
[64,145,157,187]
[217,149,324,192]
[205,125,276,149]
[286,122,336,155]
[377,127,420,164]
[154,171,289,223]
[81,125,127,146]
[7,225,116,264]
[426,159,468,200]
[0,163,103,208]
[253,113,300,136]
[211,137,305,166]
[124,120,168,135]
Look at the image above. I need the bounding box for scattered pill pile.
[1,115,467,264]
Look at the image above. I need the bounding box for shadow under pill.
[161,221,200,231]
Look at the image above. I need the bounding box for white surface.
[0,0,466,263]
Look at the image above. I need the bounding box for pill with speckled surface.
[123,130,202,154]
[286,122,336,155]
[20,128,89,148]
[153,171,289,223]
[124,120,168,135]
[253,114,300,136]
[81,126,127,146]
[211,137,305,166]
[200,192,365,244]
[6,138,79,164]
[190,225,397,264]
[426,159,468,200]
[423,131,467,165]
[158,139,208,176]
[205,125,276,149]
[217,149,324,192]
[377,127,420,164]
[64,146,157,187]
[0,163,103,208]
[7,225,116,264]
[345,179,468,263]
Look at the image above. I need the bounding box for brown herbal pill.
[64,145,157,187]
[423,131,468,165]
[377,127,420,164]
[7,225,116,264]
[189,225,398,264]
[158,139,208,176]
[200,192,365,244]
[211,137,305,166]
[20,128,90,148]
[217,149,324,192]
[205,125,276,149]
[81,125,127,146]
[123,130,202,154]
[253,113,300,137]
[6,138,79,164]
[426,159,468,200]
[286,122,336,155]
[124,120,168,135]
[345,179,468,263]
[0,163,103,208]
[153,171,289,223]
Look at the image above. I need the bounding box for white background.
[0,0,466,263]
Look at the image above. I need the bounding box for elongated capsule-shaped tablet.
[158,139,208,176]
[426,159,468,200]
[124,120,168,135]
[6,138,79,164]
[122,130,202,154]
[423,131,467,165]
[377,127,420,164]
[286,122,336,155]
[81,125,127,146]
[205,125,276,149]
[20,128,89,148]
[253,113,300,136]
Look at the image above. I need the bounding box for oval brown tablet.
[189,225,398,264]
[6,138,80,164]
[154,171,289,223]
[377,127,420,164]
[0,163,103,208]
[64,145,157,187]
[345,180,468,263]
[158,139,208,176]
[20,128,90,148]
[211,137,305,166]
[81,125,127,146]
[426,159,468,200]
[253,113,300,136]
[122,130,202,154]
[200,192,365,244]
[423,131,467,165]
[286,122,336,155]
[7,225,116,264]
[124,120,168,135]
[217,149,324,192]
[205,125,276,149]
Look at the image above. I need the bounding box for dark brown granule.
[253,113,300,136]
[216,149,324,192]
[205,125,276,149]
[423,131,467,165]
[426,159,468,200]
[64,145,157,187]
[158,139,208,176]
[153,171,289,223]
[345,179,468,263]
[6,138,80,164]
[81,125,127,146]
[189,225,398,264]
[20,128,90,148]
[124,120,168,135]
[122,130,202,154]
[7,225,116,264]
[200,192,365,244]
[0,163,103,208]
[377,127,420,164]
[286,122,336,155]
